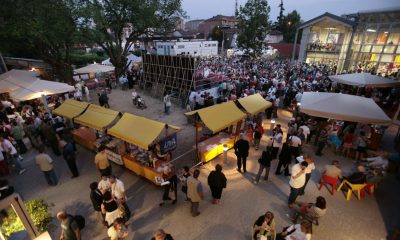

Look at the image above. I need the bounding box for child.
[180,166,191,201]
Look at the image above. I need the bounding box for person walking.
[0,135,25,175]
[254,147,273,184]
[89,182,103,222]
[35,145,58,186]
[61,140,79,178]
[163,92,172,115]
[271,124,283,159]
[57,211,81,240]
[187,169,203,217]
[159,165,178,206]
[109,175,131,222]
[253,123,264,150]
[11,121,27,154]
[288,161,308,208]
[297,154,315,195]
[207,164,227,204]
[315,126,329,156]
[275,143,292,176]
[234,133,250,173]
[179,166,190,201]
[95,145,111,176]
[40,119,61,156]
[107,218,128,240]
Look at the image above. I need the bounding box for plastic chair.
[337,179,366,200]
[318,174,339,195]
[365,182,376,194]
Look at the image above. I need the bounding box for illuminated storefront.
[294,9,400,78]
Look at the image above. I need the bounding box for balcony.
[306,43,341,53]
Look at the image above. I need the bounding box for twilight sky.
[182,0,400,22]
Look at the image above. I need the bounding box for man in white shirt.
[98,173,111,194]
[288,161,308,207]
[109,175,130,221]
[296,155,315,195]
[0,136,25,175]
[299,125,310,142]
[288,134,302,158]
[35,145,58,185]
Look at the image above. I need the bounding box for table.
[71,127,96,151]
[198,132,235,163]
[123,155,165,185]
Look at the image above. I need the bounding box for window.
[212,44,217,47]
[177,45,185,49]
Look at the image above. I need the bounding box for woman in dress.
[102,191,123,227]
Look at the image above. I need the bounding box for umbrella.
[329,73,400,88]
[300,92,391,125]
[10,79,74,101]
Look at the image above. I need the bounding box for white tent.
[329,73,400,88]
[74,63,115,74]
[0,70,74,101]
[300,92,391,125]
[101,54,142,69]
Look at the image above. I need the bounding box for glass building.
[294,8,400,78]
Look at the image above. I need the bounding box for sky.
[182,0,400,22]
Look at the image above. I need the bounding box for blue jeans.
[10,154,23,172]
[288,186,301,204]
[43,169,58,186]
[255,164,270,183]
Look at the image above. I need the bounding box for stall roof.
[52,99,90,119]
[108,113,179,150]
[74,63,115,74]
[237,94,272,115]
[185,101,246,133]
[0,70,38,93]
[329,73,400,88]
[300,92,391,125]
[74,104,119,130]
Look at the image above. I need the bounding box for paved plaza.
[5,88,400,240]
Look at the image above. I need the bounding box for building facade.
[155,40,218,56]
[295,8,400,78]
[198,15,238,38]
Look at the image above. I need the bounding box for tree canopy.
[74,0,185,78]
[237,0,271,56]
[278,10,302,43]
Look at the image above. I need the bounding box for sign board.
[105,149,123,165]
[160,133,177,154]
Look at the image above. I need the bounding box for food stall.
[185,101,246,163]
[73,104,120,152]
[52,99,89,118]
[237,93,272,116]
[107,113,180,185]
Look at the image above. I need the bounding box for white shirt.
[131,91,137,99]
[290,164,306,189]
[111,179,125,200]
[367,156,389,169]
[289,135,302,147]
[98,179,111,193]
[2,139,17,155]
[285,224,311,240]
[272,132,283,148]
[297,157,316,174]
[299,125,310,139]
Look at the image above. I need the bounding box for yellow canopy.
[52,99,89,119]
[108,113,180,150]
[185,101,246,133]
[74,104,119,130]
[237,94,272,115]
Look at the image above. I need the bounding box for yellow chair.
[337,179,366,200]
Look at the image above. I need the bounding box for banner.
[160,133,177,154]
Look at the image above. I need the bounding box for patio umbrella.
[329,73,400,88]
[300,92,391,125]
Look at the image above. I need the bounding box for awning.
[0,70,38,93]
[9,79,74,101]
[329,73,400,88]
[237,94,272,115]
[108,113,179,150]
[74,104,119,130]
[52,99,89,119]
[300,92,391,125]
[185,101,246,133]
[74,63,115,74]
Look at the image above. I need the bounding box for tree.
[277,0,285,26]
[74,0,184,78]
[281,10,302,43]
[0,0,77,82]
[210,26,229,49]
[237,0,271,56]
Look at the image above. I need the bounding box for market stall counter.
[198,132,235,163]
[107,113,180,185]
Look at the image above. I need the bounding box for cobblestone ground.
[4,87,399,240]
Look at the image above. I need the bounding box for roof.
[205,15,237,22]
[74,104,119,130]
[299,12,356,29]
[52,99,89,119]
[300,92,391,125]
[329,73,400,88]
[237,94,272,115]
[268,30,282,36]
[185,101,246,133]
[107,113,179,150]
[74,63,115,74]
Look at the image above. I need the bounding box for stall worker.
[95,145,112,176]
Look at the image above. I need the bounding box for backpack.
[73,215,85,230]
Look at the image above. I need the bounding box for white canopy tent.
[101,53,142,69]
[300,92,391,125]
[329,73,400,88]
[74,63,115,74]
[0,70,74,101]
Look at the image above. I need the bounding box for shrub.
[0,199,53,238]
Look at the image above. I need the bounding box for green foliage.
[0,199,53,238]
[74,0,185,77]
[0,0,77,82]
[237,0,271,57]
[210,26,229,49]
[70,53,107,67]
[281,10,302,43]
